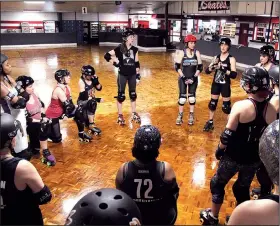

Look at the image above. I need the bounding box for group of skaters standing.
[0,28,279,225]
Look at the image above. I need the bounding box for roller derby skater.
[200,67,276,225]
[1,113,52,225]
[203,38,237,132]
[104,29,141,126]
[268,66,279,118]
[174,34,203,126]
[255,45,277,71]
[228,120,279,225]
[77,65,103,135]
[0,53,32,160]
[116,125,179,225]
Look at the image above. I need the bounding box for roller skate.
[176,112,183,125]
[251,187,272,200]
[131,112,141,124]
[203,120,214,132]
[88,122,101,136]
[117,114,125,126]
[199,208,219,225]
[41,149,56,166]
[188,112,194,125]
[78,132,92,142]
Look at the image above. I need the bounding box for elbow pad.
[220,128,235,145]
[135,61,140,68]
[197,64,203,72]
[229,71,237,79]
[78,91,89,101]
[205,67,212,74]
[11,97,27,109]
[15,82,22,94]
[19,91,30,102]
[63,100,76,117]
[4,91,15,101]
[34,185,52,205]
[104,52,112,62]
[95,84,102,91]
[175,63,181,72]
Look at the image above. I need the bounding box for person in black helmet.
[0,113,52,225]
[65,188,142,225]
[116,125,179,225]
[268,66,279,119]
[228,120,279,225]
[0,53,32,160]
[256,45,276,71]
[203,38,237,132]
[104,29,141,126]
[200,67,276,225]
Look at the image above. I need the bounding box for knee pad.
[188,94,196,105]
[117,92,126,103]
[129,91,137,101]
[222,101,231,114]
[232,183,250,205]
[87,99,97,114]
[178,94,187,106]
[208,99,218,111]
[210,176,226,204]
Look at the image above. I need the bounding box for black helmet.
[1,113,23,149]
[54,69,70,83]
[219,37,231,49]
[16,75,34,89]
[241,66,270,94]
[259,119,279,186]
[0,53,8,74]
[134,125,161,151]
[260,45,275,60]
[122,29,135,41]
[81,65,95,76]
[65,188,142,225]
[87,99,97,113]
[268,66,279,86]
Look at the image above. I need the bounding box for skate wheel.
[85,139,90,142]
[47,162,51,167]
[79,138,83,142]
[41,158,45,163]
[94,132,99,136]
[200,218,204,224]
[253,194,259,200]
[88,130,92,134]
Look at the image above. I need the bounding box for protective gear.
[208,98,218,111]
[135,61,140,68]
[34,185,52,205]
[184,34,197,43]
[0,53,8,74]
[268,66,279,86]
[136,73,141,81]
[229,71,237,79]
[65,188,142,225]
[129,91,137,101]
[241,66,270,94]
[54,69,70,84]
[188,94,196,105]
[222,101,231,114]
[87,99,97,114]
[1,113,23,149]
[104,52,112,62]
[215,145,225,160]
[259,119,279,186]
[11,97,27,109]
[15,75,34,90]
[95,84,102,91]
[219,38,231,49]
[40,117,51,135]
[122,29,135,41]
[175,63,181,72]
[81,65,95,76]
[178,93,187,106]
[260,45,275,60]
[210,176,225,204]
[15,82,23,94]
[18,91,30,102]
[197,64,203,72]
[4,91,15,101]
[117,92,126,103]
[134,125,161,151]
[220,128,235,145]
[91,77,100,87]
[63,100,76,117]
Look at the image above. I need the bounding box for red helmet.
[184,34,197,43]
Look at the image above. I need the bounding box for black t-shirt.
[213,54,232,84]
[118,160,179,225]
[226,98,268,164]
[181,49,198,79]
[1,157,43,225]
[114,45,138,76]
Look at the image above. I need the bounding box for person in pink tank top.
[16,76,56,166]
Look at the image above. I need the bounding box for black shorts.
[178,77,198,95]
[211,81,231,98]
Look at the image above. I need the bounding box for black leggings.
[117,73,136,101]
[39,118,62,143]
[27,122,41,151]
[178,77,198,96]
[256,163,274,195]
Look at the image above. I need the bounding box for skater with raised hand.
[200,67,276,225]
[203,38,237,132]
[1,113,52,225]
[104,29,141,126]
[116,125,179,225]
[174,34,203,126]
[77,65,103,135]
[0,53,31,160]
[228,120,279,225]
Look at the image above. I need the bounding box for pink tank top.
[26,93,42,120]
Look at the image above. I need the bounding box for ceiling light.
[24,1,45,4]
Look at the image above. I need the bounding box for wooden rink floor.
[4,46,259,225]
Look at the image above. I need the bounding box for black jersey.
[118,160,179,225]
[1,157,43,225]
[181,49,198,79]
[226,98,268,164]
[213,54,232,84]
[77,77,95,102]
[114,45,138,76]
